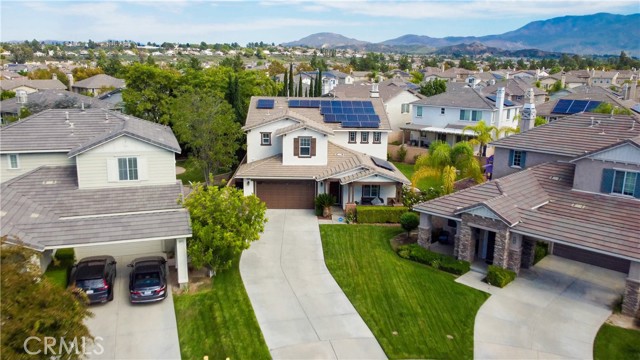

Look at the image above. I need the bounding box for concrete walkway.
[240,209,386,360]
[474,255,626,359]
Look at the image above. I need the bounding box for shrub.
[400,212,419,235]
[315,193,335,216]
[396,244,470,275]
[356,206,408,223]
[54,248,75,268]
[486,265,516,288]
[396,145,407,162]
[534,242,548,264]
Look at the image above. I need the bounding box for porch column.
[456,221,474,262]
[492,230,510,270]
[520,237,536,269]
[417,213,432,249]
[176,237,189,289]
[622,261,640,319]
[506,233,523,274]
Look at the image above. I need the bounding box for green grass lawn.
[43,266,68,288]
[173,257,270,360]
[391,161,443,192]
[176,158,206,184]
[320,225,489,359]
[594,323,640,360]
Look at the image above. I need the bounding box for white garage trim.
[44,234,192,250]
[74,240,165,260]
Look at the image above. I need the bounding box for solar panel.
[256,99,274,109]
[360,121,380,128]
[371,156,394,171]
[288,100,301,107]
[341,121,361,128]
[568,100,590,113]
[552,99,573,114]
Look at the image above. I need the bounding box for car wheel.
[108,289,114,302]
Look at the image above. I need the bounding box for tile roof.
[331,79,423,102]
[411,84,519,110]
[414,162,640,261]
[483,78,547,98]
[1,166,191,250]
[0,108,180,155]
[0,89,114,114]
[490,113,640,157]
[235,141,410,185]
[72,74,125,89]
[0,78,66,91]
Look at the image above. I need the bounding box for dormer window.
[118,157,138,181]
[299,137,311,157]
[261,132,271,146]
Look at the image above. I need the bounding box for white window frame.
[373,132,381,144]
[361,132,369,143]
[612,170,637,197]
[348,131,357,143]
[459,109,481,122]
[118,157,139,181]
[8,154,19,169]
[260,132,271,146]
[362,185,380,198]
[401,103,410,114]
[416,106,423,117]
[299,137,311,157]
[511,150,523,167]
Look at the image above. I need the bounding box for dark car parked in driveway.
[69,256,117,304]
[128,256,168,303]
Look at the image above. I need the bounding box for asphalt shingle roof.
[0,78,66,91]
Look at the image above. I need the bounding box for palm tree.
[463,120,497,156]
[412,141,483,195]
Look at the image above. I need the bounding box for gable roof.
[1,166,191,251]
[0,78,66,91]
[569,136,640,163]
[483,78,547,98]
[411,84,519,110]
[72,74,125,89]
[331,79,423,103]
[0,89,114,115]
[490,113,640,157]
[414,162,640,261]
[0,108,180,155]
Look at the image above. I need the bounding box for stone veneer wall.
[459,214,511,268]
[520,237,536,269]
[623,279,640,319]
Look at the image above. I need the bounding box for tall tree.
[316,70,322,96]
[1,239,93,360]
[420,79,447,97]
[181,185,267,275]
[122,63,180,124]
[281,69,288,96]
[170,90,243,183]
[297,74,303,98]
[462,120,499,156]
[288,63,294,97]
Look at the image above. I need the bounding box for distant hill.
[287,13,640,56]
[434,42,566,58]
[283,32,369,48]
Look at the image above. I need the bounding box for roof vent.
[42,180,57,185]
[30,213,40,219]
[549,176,561,181]
[65,111,69,120]
[571,203,586,209]
[0,211,6,217]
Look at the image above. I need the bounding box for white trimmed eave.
[67,133,180,158]
[43,234,193,250]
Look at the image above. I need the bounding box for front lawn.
[391,161,442,192]
[43,266,68,288]
[173,257,270,360]
[320,225,488,359]
[594,323,640,360]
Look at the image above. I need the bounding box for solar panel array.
[288,99,380,128]
[552,99,602,114]
[486,95,516,107]
[371,156,395,171]
[256,99,275,109]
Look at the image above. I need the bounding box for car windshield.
[134,272,161,288]
[76,279,105,289]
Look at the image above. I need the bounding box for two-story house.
[483,78,547,104]
[403,85,521,149]
[0,108,192,287]
[71,74,126,97]
[233,97,410,209]
[412,130,640,319]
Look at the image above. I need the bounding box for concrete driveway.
[84,255,181,359]
[475,255,626,359]
[240,209,386,360]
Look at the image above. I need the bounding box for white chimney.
[370,82,380,98]
[67,73,74,91]
[519,88,536,132]
[16,90,27,104]
[52,73,57,80]
[496,87,505,126]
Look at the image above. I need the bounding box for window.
[8,154,19,169]
[437,133,447,142]
[440,108,445,115]
[260,132,271,146]
[612,170,638,196]
[118,157,138,180]
[299,137,311,157]
[416,106,423,117]
[362,185,380,198]
[361,132,369,143]
[373,132,381,144]
[509,150,526,168]
[459,109,482,121]
[401,104,410,114]
[348,131,357,143]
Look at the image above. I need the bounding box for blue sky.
[2,0,639,45]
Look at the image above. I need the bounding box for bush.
[356,206,408,223]
[486,265,516,288]
[400,212,419,234]
[396,244,470,275]
[314,193,335,216]
[534,242,548,264]
[54,248,75,268]
[397,145,407,162]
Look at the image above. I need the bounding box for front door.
[329,181,342,205]
[486,231,496,264]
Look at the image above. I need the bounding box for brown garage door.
[553,244,630,273]
[256,180,316,209]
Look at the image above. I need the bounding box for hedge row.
[486,265,516,288]
[397,244,470,275]
[356,206,408,223]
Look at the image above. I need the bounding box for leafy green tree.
[123,63,180,124]
[288,63,294,96]
[1,90,16,100]
[400,212,419,236]
[412,141,483,195]
[72,67,104,82]
[463,120,499,156]
[398,55,412,71]
[592,102,633,115]
[181,185,267,275]
[534,116,548,127]
[420,79,447,97]
[11,45,34,64]
[219,54,244,72]
[170,90,243,182]
[410,71,424,84]
[267,60,286,77]
[28,67,69,87]
[1,238,93,360]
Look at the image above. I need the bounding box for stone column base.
[418,226,431,248]
[622,279,640,319]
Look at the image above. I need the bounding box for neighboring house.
[0,108,191,287]
[483,78,547,104]
[490,112,640,179]
[233,97,410,209]
[297,70,354,95]
[403,84,521,150]
[540,73,588,90]
[535,88,627,122]
[590,70,619,87]
[330,79,423,142]
[0,78,66,94]
[0,89,114,120]
[71,74,126,96]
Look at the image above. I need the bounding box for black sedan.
[69,255,117,304]
[128,256,168,303]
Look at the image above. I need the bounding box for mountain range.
[283,13,640,56]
